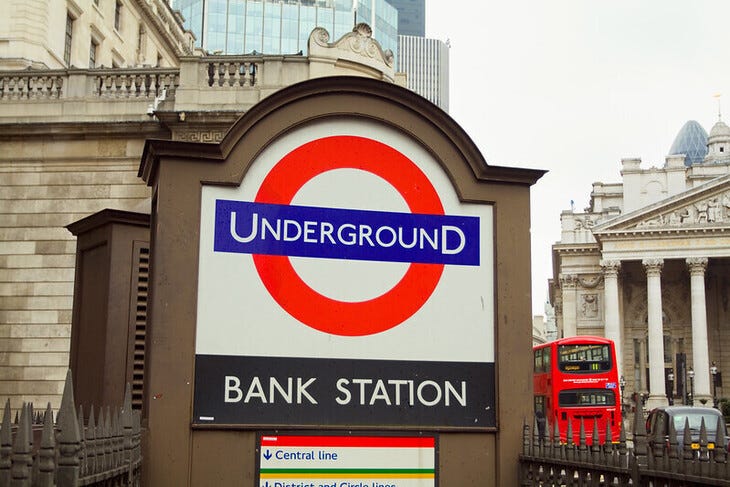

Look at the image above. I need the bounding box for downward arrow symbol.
[263,450,272,460]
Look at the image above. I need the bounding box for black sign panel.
[193,355,495,428]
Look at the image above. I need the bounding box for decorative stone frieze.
[174,130,225,143]
[634,191,730,228]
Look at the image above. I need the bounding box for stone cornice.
[595,225,730,239]
[0,121,169,140]
[552,243,600,254]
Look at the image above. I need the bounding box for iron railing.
[0,371,141,487]
[520,403,730,486]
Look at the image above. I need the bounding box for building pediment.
[593,174,730,235]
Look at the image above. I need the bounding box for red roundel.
[253,135,444,336]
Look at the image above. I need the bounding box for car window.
[672,412,723,432]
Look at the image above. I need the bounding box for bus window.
[559,389,616,407]
[558,344,611,373]
[534,395,546,415]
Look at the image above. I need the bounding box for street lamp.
[688,368,694,405]
[667,370,674,405]
[711,361,718,408]
[619,375,626,411]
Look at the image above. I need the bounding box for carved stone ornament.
[686,256,708,274]
[574,215,597,230]
[580,293,600,319]
[553,297,563,316]
[600,260,621,277]
[559,274,578,288]
[633,190,730,229]
[577,275,603,289]
[311,26,331,47]
[309,24,394,68]
[642,258,664,270]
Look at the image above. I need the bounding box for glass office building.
[668,120,709,166]
[174,0,398,58]
[398,35,449,112]
[384,0,424,36]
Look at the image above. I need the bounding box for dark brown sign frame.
[139,75,544,486]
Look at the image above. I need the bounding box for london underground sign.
[194,118,495,428]
[214,135,479,336]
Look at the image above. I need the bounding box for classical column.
[553,297,563,338]
[687,257,711,405]
[560,274,578,337]
[643,258,667,409]
[638,338,647,392]
[601,260,623,378]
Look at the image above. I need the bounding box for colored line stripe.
[260,469,434,474]
[260,436,435,448]
[261,473,435,479]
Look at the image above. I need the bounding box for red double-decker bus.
[533,336,621,444]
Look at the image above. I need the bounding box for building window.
[64,14,74,66]
[115,1,122,31]
[89,40,98,68]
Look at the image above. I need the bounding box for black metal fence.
[0,371,141,487]
[520,403,730,486]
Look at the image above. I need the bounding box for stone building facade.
[551,119,730,410]
[0,2,399,410]
[1,0,195,70]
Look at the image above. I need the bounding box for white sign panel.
[194,118,495,428]
[258,434,436,487]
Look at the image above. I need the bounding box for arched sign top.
[140,76,545,194]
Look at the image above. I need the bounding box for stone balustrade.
[0,67,179,101]
[0,54,314,122]
[0,73,65,100]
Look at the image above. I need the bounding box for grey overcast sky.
[424,0,730,314]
